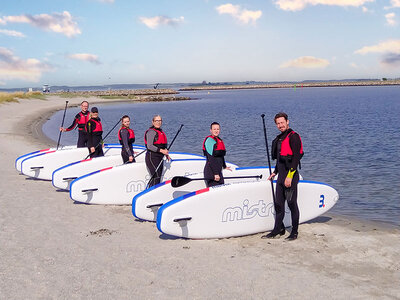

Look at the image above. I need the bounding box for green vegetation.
[0,91,46,104]
[56,92,91,98]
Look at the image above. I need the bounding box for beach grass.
[0,91,46,103]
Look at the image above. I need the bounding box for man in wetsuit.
[202,122,231,187]
[262,112,303,241]
[144,115,169,188]
[60,101,89,147]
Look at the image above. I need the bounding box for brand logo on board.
[222,199,275,222]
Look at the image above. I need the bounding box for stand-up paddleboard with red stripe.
[15,145,76,173]
[156,180,339,239]
[19,144,137,180]
[132,167,273,222]
[52,151,203,190]
[69,159,238,205]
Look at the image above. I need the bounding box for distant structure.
[42,84,50,93]
[154,83,159,89]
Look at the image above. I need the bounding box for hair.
[152,115,162,122]
[210,122,220,129]
[121,115,130,128]
[81,100,89,106]
[274,112,288,123]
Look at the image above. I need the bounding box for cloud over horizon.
[0,29,26,38]
[0,47,53,82]
[385,12,397,26]
[0,11,81,37]
[67,53,101,64]
[275,0,374,11]
[355,39,400,66]
[216,3,262,24]
[139,16,184,29]
[279,56,330,68]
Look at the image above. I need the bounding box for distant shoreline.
[179,79,400,91]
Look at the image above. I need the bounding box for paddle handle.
[56,101,69,150]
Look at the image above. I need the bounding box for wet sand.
[1,96,399,299]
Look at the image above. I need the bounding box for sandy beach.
[1,96,399,299]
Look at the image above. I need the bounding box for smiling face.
[152,116,162,129]
[122,117,130,128]
[210,124,220,137]
[81,101,89,113]
[275,116,289,133]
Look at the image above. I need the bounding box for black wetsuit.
[145,127,167,188]
[86,117,104,158]
[203,136,227,187]
[120,128,136,164]
[271,128,302,235]
[65,111,89,148]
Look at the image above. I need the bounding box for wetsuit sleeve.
[145,130,160,153]
[289,132,302,171]
[65,113,80,131]
[121,129,133,157]
[204,138,216,156]
[86,120,95,148]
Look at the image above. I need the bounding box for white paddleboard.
[69,159,238,205]
[156,180,339,239]
[19,144,139,180]
[15,145,76,172]
[132,166,272,222]
[52,151,203,190]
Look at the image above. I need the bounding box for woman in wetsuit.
[86,107,104,158]
[118,115,136,164]
[144,115,169,188]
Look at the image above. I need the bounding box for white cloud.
[275,0,374,12]
[0,29,25,38]
[385,13,397,26]
[0,11,81,37]
[279,56,330,68]
[350,62,358,68]
[390,0,400,7]
[139,16,184,29]
[355,39,400,54]
[67,53,101,64]
[0,47,53,82]
[97,0,115,2]
[216,3,262,24]
[362,6,369,12]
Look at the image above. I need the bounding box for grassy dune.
[0,91,46,104]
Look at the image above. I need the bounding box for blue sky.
[0,0,399,88]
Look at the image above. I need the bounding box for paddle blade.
[171,176,193,188]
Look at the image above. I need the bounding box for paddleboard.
[52,151,203,190]
[132,166,271,222]
[19,144,142,180]
[15,145,76,173]
[156,180,339,239]
[69,159,238,205]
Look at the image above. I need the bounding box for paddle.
[85,117,123,160]
[171,175,263,188]
[146,124,184,189]
[123,148,147,164]
[56,101,69,150]
[261,114,276,203]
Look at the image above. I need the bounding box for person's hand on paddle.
[267,173,276,181]
[225,166,232,172]
[214,174,220,182]
[128,155,133,162]
[90,147,95,153]
[60,127,66,132]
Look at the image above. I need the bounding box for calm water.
[43,86,400,226]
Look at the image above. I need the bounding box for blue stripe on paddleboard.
[235,166,267,170]
[51,159,87,185]
[132,180,170,218]
[156,190,199,233]
[15,150,42,169]
[169,151,203,158]
[169,158,206,162]
[69,169,103,200]
[20,152,48,170]
[299,180,335,189]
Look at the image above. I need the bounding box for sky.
[0,0,399,88]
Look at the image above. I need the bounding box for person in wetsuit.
[144,115,169,188]
[262,112,303,241]
[202,122,231,187]
[118,115,136,164]
[60,101,90,147]
[86,107,104,158]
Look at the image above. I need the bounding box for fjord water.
[43,86,400,226]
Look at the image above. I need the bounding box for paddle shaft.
[172,175,262,188]
[261,114,276,203]
[146,124,184,188]
[56,101,69,150]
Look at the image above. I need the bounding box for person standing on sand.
[118,115,136,164]
[262,112,303,241]
[60,100,90,148]
[86,107,104,158]
[144,115,169,188]
[202,122,231,187]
